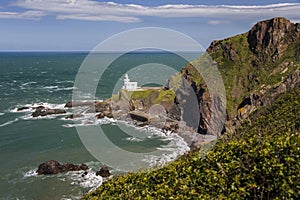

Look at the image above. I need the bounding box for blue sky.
[0,0,300,51]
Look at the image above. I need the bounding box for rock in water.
[36,160,89,175]
[32,107,66,117]
[96,166,111,177]
[17,107,30,111]
[36,160,64,175]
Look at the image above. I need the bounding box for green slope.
[83,85,299,200]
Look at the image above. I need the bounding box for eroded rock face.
[247,17,297,60]
[229,68,300,132]
[96,166,110,178]
[36,160,88,175]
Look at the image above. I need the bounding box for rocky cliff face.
[247,17,298,59]
[180,17,300,135]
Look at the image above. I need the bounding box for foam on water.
[55,80,74,84]
[23,164,105,193]
[62,113,190,169]
[21,81,37,86]
[0,112,4,116]
[65,169,103,191]
[124,137,143,142]
[142,131,190,167]
[23,169,38,177]
[0,118,19,127]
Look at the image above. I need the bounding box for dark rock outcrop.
[32,107,66,117]
[96,166,111,178]
[17,107,30,111]
[36,160,88,175]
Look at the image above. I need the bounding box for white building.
[122,74,138,91]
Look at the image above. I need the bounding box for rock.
[36,160,89,175]
[17,107,30,111]
[63,163,89,172]
[65,101,94,108]
[247,17,295,58]
[36,160,63,175]
[162,123,179,133]
[103,111,113,118]
[81,171,88,177]
[65,114,83,119]
[96,166,111,178]
[32,107,66,117]
[128,111,150,122]
[96,112,105,119]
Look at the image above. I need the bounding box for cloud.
[0,10,45,20]
[57,14,140,23]
[6,0,300,22]
[207,20,231,25]
[290,18,300,23]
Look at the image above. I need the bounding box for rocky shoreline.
[16,89,212,150]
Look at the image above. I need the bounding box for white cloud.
[56,14,140,23]
[6,0,300,22]
[290,18,300,23]
[208,20,231,25]
[0,10,45,20]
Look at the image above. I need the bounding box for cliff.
[83,17,300,199]
[180,17,300,135]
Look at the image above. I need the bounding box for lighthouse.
[122,74,138,91]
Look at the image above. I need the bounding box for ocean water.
[0,52,198,199]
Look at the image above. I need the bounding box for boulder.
[96,166,111,178]
[36,160,89,175]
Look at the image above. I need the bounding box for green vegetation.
[83,85,300,199]
[124,89,175,105]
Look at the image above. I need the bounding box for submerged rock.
[96,166,111,178]
[36,160,88,175]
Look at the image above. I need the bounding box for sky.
[0,0,300,51]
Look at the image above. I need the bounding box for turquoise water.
[0,52,197,199]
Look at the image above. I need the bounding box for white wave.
[0,118,19,127]
[55,80,74,84]
[142,132,189,167]
[23,169,38,177]
[22,81,37,86]
[10,102,67,115]
[0,112,4,116]
[124,137,143,142]
[62,116,116,128]
[61,169,103,192]
[43,85,59,90]
[55,87,77,91]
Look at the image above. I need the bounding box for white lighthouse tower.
[122,74,138,91]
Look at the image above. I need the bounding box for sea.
[0,51,201,199]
